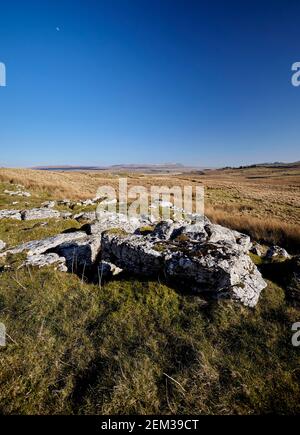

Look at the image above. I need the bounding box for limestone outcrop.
[0,211,268,307]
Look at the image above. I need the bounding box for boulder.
[41,200,56,208]
[23,253,67,272]
[100,220,266,307]
[74,212,97,221]
[0,231,87,257]
[250,244,262,257]
[101,231,163,276]
[54,235,101,272]
[4,189,31,197]
[97,260,123,278]
[0,210,22,220]
[60,212,73,219]
[266,245,291,260]
[21,208,61,220]
[87,211,143,234]
[165,242,265,307]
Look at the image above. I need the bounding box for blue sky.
[0,0,299,167]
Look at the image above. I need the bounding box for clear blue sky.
[0,0,299,167]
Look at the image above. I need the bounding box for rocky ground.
[0,182,299,414]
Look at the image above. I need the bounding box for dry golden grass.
[205,206,300,252]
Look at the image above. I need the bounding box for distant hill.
[222,161,300,170]
[31,163,206,173]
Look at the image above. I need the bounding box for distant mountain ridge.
[30,163,206,173]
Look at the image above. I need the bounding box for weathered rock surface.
[0,207,65,221]
[54,234,101,271]
[0,240,6,251]
[250,243,262,257]
[23,253,68,272]
[21,208,61,220]
[60,212,73,219]
[4,189,31,197]
[88,211,145,234]
[101,232,163,276]
[97,260,123,278]
[0,210,267,307]
[101,220,266,307]
[0,231,87,257]
[266,245,291,260]
[41,200,56,208]
[74,212,97,221]
[0,209,22,220]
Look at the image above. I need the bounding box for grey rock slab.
[0,231,87,258]
[23,253,68,272]
[266,245,291,259]
[0,209,22,220]
[21,208,61,220]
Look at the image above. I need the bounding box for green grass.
[0,264,299,415]
[0,218,82,248]
[0,180,299,415]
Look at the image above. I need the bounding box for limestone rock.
[97,260,123,278]
[101,232,163,276]
[0,231,87,258]
[23,253,68,272]
[87,211,143,234]
[0,210,22,220]
[41,200,56,208]
[266,245,291,259]
[21,208,61,220]
[250,244,262,257]
[54,234,101,271]
[60,212,73,219]
[0,240,6,251]
[100,220,267,307]
[4,189,31,197]
[165,242,265,307]
[74,212,97,221]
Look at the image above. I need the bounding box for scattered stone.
[81,199,94,206]
[57,199,72,206]
[0,240,6,251]
[4,189,31,197]
[59,212,72,219]
[266,245,291,260]
[23,253,68,272]
[21,208,61,220]
[41,200,56,208]
[97,260,123,278]
[74,212,97,221]
[0,210,22,220]
[250,244,262,257]
[0,231,87,258]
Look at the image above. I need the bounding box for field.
[0,166,299,414]
[0,164,299,251]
